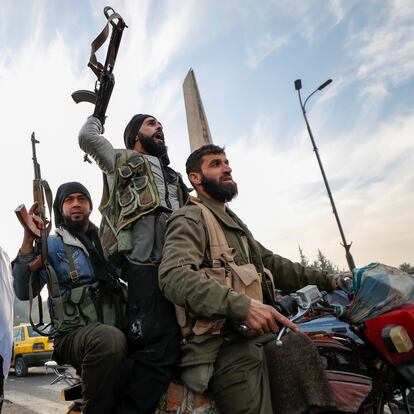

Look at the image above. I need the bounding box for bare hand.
[28,202,45,229]
[244,299,299,335]
[21,202,45,253]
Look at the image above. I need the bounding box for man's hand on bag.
[244,299,299,335]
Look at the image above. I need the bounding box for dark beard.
[62,215,90,233]
[138,132,168,157]
[201,174,238,203]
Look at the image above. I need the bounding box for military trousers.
[208,335,273,414]
[54,323,127,414]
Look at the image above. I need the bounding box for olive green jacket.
[159,195,333,323]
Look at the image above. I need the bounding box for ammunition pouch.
[99,150,160,263]
[56,281,128,333]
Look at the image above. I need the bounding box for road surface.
[3,366,73,414]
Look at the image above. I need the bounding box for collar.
[55,227,89,256]
[191,195,244,232]
[134,150,170,167]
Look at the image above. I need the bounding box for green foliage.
[399,262,412,273]
[298,246,309,267]
[298,246,340,274]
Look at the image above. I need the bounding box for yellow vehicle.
[10,323,53,377]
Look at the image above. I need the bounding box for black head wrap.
[123,114,153,149]
[53,182,92,227]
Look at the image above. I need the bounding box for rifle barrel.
[31,132,41,180]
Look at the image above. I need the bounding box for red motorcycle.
[277,265,414,414]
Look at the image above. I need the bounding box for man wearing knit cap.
[79,114,188,413]
[13,181,128,414]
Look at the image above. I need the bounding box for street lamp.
[294,79,356,272]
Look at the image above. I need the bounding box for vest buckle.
[70,270,80,284]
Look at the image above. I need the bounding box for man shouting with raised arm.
[79,114,188,413]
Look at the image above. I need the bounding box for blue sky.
[0,0,413,270]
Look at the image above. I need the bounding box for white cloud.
[0,1,199,259]
[1,0,413,276]
[242,0,356,69]
[227,108,414,270]
[346,0,414,97]
[245,34,289,69]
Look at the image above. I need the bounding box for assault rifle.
[15,133,64,336]
[72,6,127,126]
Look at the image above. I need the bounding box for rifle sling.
[28,261,64,337]
[28,274,43,332]
[88,12,123,78]
[42,179,54,237]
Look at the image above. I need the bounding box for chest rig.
[53,242,128,333]
[99,150,161,262]
[176,197,263,339]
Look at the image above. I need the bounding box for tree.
[298,247,340,273]
[298,245,309,267]
[399,262,412,273]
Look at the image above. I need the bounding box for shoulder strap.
[99,150,129,212]
[188,197,230,267]
[63,243,81,284]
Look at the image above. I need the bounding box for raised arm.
[78,116,116,174]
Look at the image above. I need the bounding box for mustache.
[152,131,164,141]
[220,172,232,181]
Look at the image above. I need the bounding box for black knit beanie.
[123,114,153,149]
[53,182,93,227]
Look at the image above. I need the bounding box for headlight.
[382,325,413,353]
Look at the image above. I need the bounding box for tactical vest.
[53,244,128,333]
[98,149,187,263]
[98,150,161,262]
[175,197,263,339]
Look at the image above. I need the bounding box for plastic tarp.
[346,263,414,324]
[0,247,14,379]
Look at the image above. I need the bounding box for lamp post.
[294,79,356,272]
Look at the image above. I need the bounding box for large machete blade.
[183,68,213,151]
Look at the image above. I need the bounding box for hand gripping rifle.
[14,133,64,336]
[72,6,127,128]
